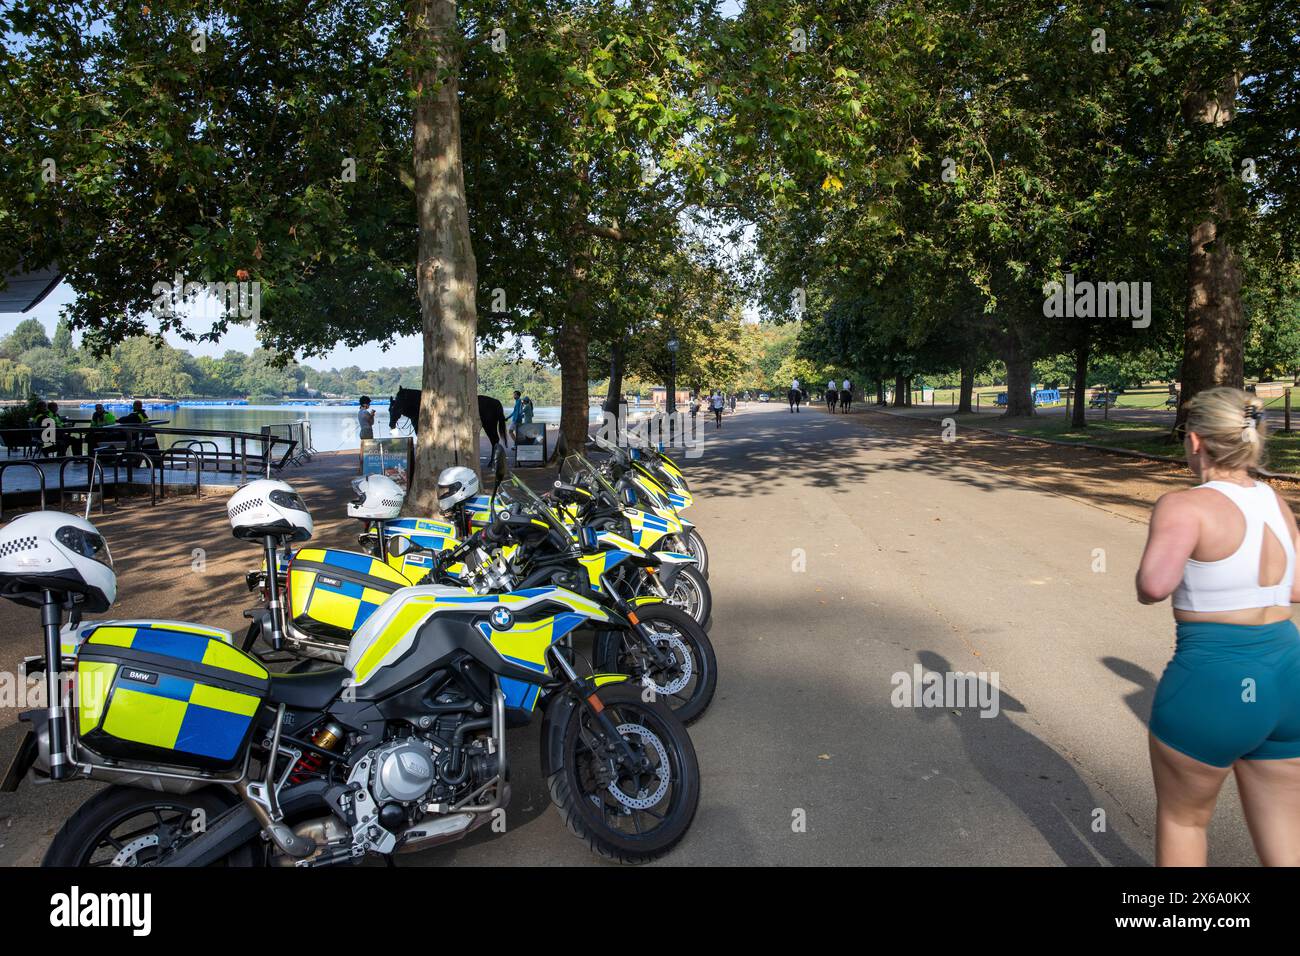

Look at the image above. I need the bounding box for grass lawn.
[982,417,1300,475]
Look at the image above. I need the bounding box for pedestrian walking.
[521,395,534,424]
[729,393,737,413]
[711,390,724,429]
[357,396,376,440]
[1136,387,1300,866]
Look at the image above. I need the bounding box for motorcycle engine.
[346,720,500,856]
[372,738,436,803]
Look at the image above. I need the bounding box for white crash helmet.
[0,511,116,612]
[228,479,314,542]
[348,474,405,520]
[436,466,480,513]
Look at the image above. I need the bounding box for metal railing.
[0,461,46,520]
[159,447,203,500]
[57,456,107,515]
[0,422,296,522]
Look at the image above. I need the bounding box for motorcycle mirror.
[387,535,415,557]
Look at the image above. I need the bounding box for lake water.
[96,402,621,452]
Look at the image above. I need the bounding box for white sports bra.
[1171,480,1296,612]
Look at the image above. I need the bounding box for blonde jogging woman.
[1136,387,1300,865]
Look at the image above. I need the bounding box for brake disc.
[642,631,691,696]
[111,834,158,867]
[606,723,670,811]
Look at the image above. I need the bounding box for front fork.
[599,573,674,671]
[546,646,649,772]
[40,591,71,781]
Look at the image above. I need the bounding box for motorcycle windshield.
[629,473,674,513]
[491,475,572,539]
[560,453,620,500]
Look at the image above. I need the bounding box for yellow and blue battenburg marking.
[348,586,614,694]
[288,548,412,635]
[627,510,673,549]
[476,609,589,711]
[579,549,638,589]
[62,619,233,660]
[75,623,269,767]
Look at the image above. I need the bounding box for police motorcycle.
[625,437,693,501]
[0,491,700,866]
[246,476,715,717]
[396,474,717,724]
[375,465,712,633]
[589,436,708,577]
[552,454,711,629]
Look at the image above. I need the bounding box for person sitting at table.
[27,400,76,456]
[90,404,117,428]
[46,402,82,455]
[117,400,146,425]
[116,400,161,460]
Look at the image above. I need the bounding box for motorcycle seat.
[267,666,350,710]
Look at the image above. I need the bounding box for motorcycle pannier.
[287,548,411,639]
[75,622,269,772]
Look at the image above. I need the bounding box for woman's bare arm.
[1136,493,1201,604]
[1271,488,1300,603]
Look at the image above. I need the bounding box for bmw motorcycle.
[589,437,708,576]
[364,458,711,631]
[394,476,717,723]
[3,512,700,866]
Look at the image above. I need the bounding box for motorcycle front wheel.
[664,565,712,631]
[670,530,709,578]
[42,785,258,867]
[594,604,717,724]
[548,685,699,863]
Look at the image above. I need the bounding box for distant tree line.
[0,319,575,405]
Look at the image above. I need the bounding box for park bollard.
[1286,388,1292,433]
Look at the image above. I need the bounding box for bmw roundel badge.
[490,606,513,631]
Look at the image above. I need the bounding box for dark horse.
[825,388,838,413]
[788,388,802,413]
[839,387,852,413]
[389,387,510,465]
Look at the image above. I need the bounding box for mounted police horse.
[825,388,838,413]
[389,387,510,466]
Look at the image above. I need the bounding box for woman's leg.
[1149,734,1231,866]
[1233,757,1300,866]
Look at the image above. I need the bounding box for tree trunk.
[407,0,479,515]
[603,340,624,415]
[892,374,907,407]
[1003,329,1035,417]
[1070,333,1089,428]
[904,376,914,407]
[1175,74,1244,431]
[876,379,885,405]
[957,365,974,413]
[556,315,590,457]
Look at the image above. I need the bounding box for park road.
[0,401,1265,865]
[411,400,1257,865]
